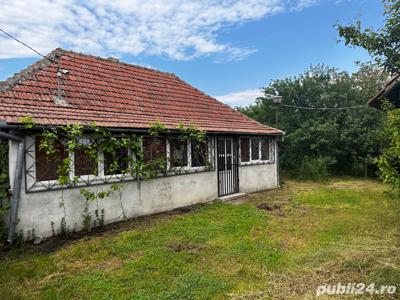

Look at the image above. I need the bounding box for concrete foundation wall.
[9,137,279,240]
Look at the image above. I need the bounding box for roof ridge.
[0,49,61,93]
[58,48,177,78]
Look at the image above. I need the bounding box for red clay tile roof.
[0,49,283,135]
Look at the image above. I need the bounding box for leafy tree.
[375,103,400,191]
[337,0,400,190]
[240,64,388,178]
[336,0,400,74]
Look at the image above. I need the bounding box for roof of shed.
[0,48,283,135]
[368,74,400,109]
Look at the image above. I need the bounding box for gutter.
[0,123,285,137]
[0,130,23,142]
[0,130,24,244]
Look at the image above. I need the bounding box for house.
[369,75,400,109]
[0,49,283,241]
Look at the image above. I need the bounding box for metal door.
[217,136,239,196]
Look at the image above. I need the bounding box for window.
[240,138,250,162]
[170,138,188,168]
[261,139,269,161]
[74,139,97,176]
[240,137,272,163]
[104,147,129,175]
[191,140,208,167]
[143,137,166,163]
[251,138,260,160]
[35,136,68,181]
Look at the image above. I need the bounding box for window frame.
[239,136,274,165]
[167,138,211,172]
[27,134,215,192]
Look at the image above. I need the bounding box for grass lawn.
[0,178,399,299]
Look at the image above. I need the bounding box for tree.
[375,104,400,191]
[336,0,400,74]
[240,64,388,178]
[337,0,400,190]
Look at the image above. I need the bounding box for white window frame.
[239,137,274,165]
[167,138,211,172]
[29,135,135,191]
[100,147,134,181]
[28,134,214,191]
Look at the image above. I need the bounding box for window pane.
[143,137,166,162]
[218,138,225,171]
[35,136,68,181]
[261,139,270,161]
[104,147,129,175]
[170,138,188,168]
[251,139,260,161]
[74,139,97,176]
[240,138,250,162]
[191,140,208,167]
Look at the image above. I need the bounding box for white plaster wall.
[15,171,218,239]
[239,163,278,193]
[11,136,279,240]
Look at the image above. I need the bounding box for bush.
[297,156,335,181]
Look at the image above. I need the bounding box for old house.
[0,49,283,240]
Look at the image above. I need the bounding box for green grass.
[0,178,399,299]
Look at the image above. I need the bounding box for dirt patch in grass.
[169,242,205,253]
[256,203,285,217]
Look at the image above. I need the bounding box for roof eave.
[368,75,400,109]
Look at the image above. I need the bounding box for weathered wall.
[9,137,279,240]
[15,170,218,239]
[239,163,278,193]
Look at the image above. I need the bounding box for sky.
[0,0,384,107]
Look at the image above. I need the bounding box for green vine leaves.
[33,120,206,196]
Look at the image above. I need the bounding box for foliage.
[0,179,398,299]
[19,116,35,129]
[177,123,206,142]
[149,120,167,137]
[297,156,335,181]
[0,140,8,201]
[375,103,400,193]
[0,140,9,242]
[240,63,388,178]
[336,0,400,74]
[38,122,206,233]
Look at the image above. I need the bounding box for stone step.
[218,192,247,203]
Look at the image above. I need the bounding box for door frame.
[216,136,239,196]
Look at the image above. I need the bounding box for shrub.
[297,156,335,181]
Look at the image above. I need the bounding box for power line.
[279,103,367,110]
[0,27,53,63]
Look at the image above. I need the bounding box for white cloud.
[0,0,317,61]
[215,88,264,107]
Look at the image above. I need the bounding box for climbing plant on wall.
[30,120,207,235]
[0,139,9,241]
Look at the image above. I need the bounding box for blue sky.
[0,0,384,106]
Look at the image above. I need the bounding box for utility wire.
[279,103,367,110]
[0,27,54,63]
